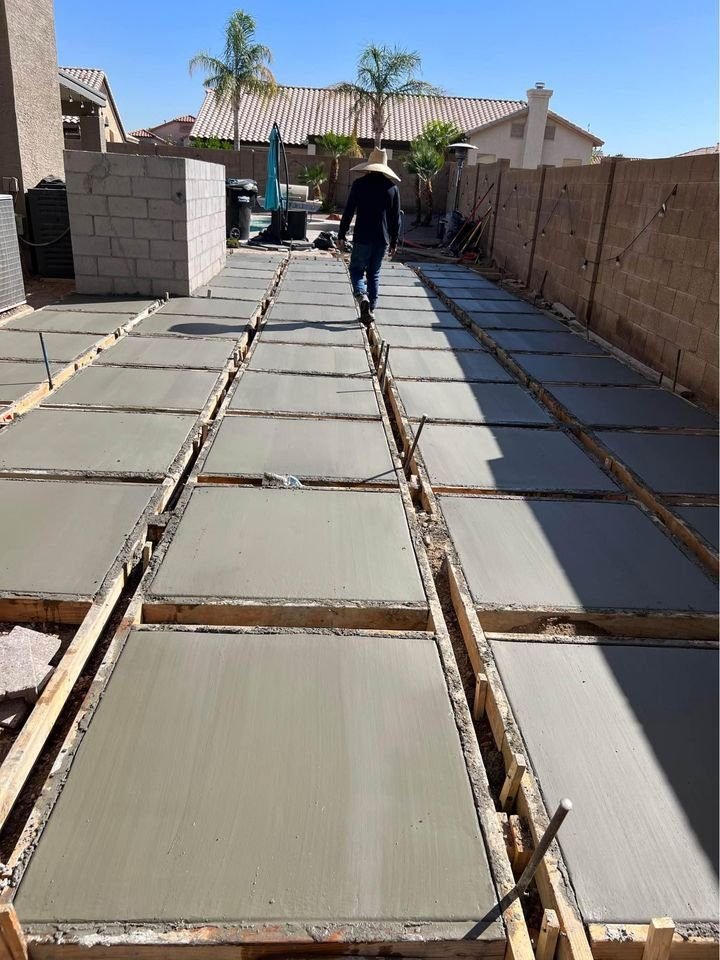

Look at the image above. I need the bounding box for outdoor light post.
[448,142,477,212]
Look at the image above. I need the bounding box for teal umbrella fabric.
[264,123,281,211]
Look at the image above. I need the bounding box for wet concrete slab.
[441,496,718,613]
[95,335,234,369]
[281,278,353,291]
[158,298,257,319]
[595,431,719,495]
[50,296,155,314]
[490,330,606,355]
[265,303,358,325]
[466,311,567,332]
[249,342,370,376]
[0,479,156,598]
[375,310,462,329]
[675,505,719,551]
[200,285,268,302]
[439,288,518,302]
[548,386,718,429]
[0,330,102,363]
[380,296,447,312]
[229,370,380,417]
[149,486,426,605]
[419,425,616,492]
[262,319,365,347]
[375,325,482,350]
[5,310,130,336]
[275,290,357,307]
[202,415,395,482]
[0,409,196,477]
[0,361,61,403]
[390,348,510,382]
[44,365,220,413]
[515,354,648,384]
[397,380,553,424]
[213,269,276,284]
[133,312,250,340]
[491,639,719,923]
[429,278,496,290]
[459,299,545,315]
[15,629,498,929]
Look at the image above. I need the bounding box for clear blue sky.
[55,0,718,157]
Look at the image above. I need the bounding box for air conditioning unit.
[0,195,25,313]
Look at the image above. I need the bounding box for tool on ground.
[379,343,390,392]
[499,798,572,909]
[38,332,53,390]
[403,415,428,470]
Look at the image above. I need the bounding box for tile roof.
[129,128,159,139]
[191,85,526,145]
[676,143,720,157]
[170,115,196,124]
[59,67,106,92]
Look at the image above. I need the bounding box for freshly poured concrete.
[491,639,719,923]
[375,325,482,350]
[490,331,606,355]
[379,296,446,312]
[457,299,544,315]
[95,335,234,369]
[375,310,462,329]
[249,342,370,376]
[149,487,425,604]
[16,630,497,927]
[133,312,250,340]
[0,409,195,476]
[202,416,395,482]
[439,288,517,302]
[52,295,156,314]
[676,505,719,551]
[467,311,566,332]
[229,370,379,417]
[0,330,101,363]
[0,361,61,402]
[596,431,719,495]
[398,380,552,424]
[262,320,365,347]
[441,496,718,613]
[0,479,156,597]
[281,279,354,291]
[275,290,356,308]
[515,354,648,385]
[390,348,511,382]
[213,269,276,284]
[45,365,219,413]
[6,310,132,335]
[159,298,257,319]
[201,286,268,302]
[419,425,616,492]
[549,386,718,429]
[266,303,358,326]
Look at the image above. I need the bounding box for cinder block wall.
[65,151,226,297]
[458,154,719,408]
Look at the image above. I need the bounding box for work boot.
[359,296,374,328]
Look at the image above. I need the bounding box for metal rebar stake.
[403,415,428,470]
[672,349,682,392]
[38,332,53,390]
[380,344,390,392]
[497,798,572,909]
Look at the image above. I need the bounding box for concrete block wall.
[458,154,719,409]
[65,151,226,297]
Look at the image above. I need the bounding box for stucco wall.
[65,150,225,297]
[468,117,593,168]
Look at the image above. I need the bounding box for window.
[544,125,556,140]
[510,123,525,138]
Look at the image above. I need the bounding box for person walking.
[337,148,401,326]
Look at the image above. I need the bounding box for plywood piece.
[397,380,553,424]
[466,311,566,332]
[261,320,366,347]
[441,496,718,613]
[419,425,617,492]
[44,365,220,412]
[375,325,483,350]
[490,331,606,355]
[201,415,395,483]
[374,309,463,329]
[15,630,499,929]
[133,311,250,340]
[390,348,511,382]
[5,311,128,335]
[229,370,379,417]
[490,638,719,922]
[0,409,196,476]
[0,361,60,403]
[675,506,719,552]
[0,479,155,597]
[95,335,234,369]
[549,386,718,429]
[0,330,101,363]
[515,354,649,385]
[596,432,719,496]
[249,342,370,376]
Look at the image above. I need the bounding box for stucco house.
[129,115,196,146]
[59,67,132,150]
[190,82,602,168]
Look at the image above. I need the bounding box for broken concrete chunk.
[0,626,61,703]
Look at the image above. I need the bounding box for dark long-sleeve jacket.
[338,173,400,247]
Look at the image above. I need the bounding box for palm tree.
[406,139,444,226]
[420,119,464,155]
[298,163,327,201]
[189,11,276,151]
[334,44,442,147]
[314,132,362,210]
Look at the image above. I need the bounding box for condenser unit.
[0,195,25,313]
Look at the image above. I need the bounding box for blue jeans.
[349,241,386,309]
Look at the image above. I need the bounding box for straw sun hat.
[350,147,401,182]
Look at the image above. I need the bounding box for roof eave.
[58,69,106,107]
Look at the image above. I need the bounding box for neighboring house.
[675,143,719,157]
[191,83,602,168]
[59,67,132,150]
[129,116,196,146]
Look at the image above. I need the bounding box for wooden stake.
[642,918,675,960]
[499,753,527,811]
[0,904,28,960]
[472,672,489,721]
[536,909,560,960]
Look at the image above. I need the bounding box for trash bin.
[226,178,258,241]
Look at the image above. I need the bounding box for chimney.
[522,83,553,169]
